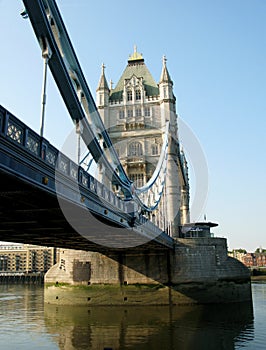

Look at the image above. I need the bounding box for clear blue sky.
[0,0,265,251]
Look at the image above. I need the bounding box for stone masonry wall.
[44,238,251,305]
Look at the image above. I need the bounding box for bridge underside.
[0,169,171,252]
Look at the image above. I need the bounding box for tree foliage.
[255,247,266,254]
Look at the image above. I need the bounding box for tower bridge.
[0,0,251,305]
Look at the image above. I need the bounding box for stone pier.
[44,238,251,305]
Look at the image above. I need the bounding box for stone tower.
[96,48,190,237]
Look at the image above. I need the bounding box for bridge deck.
[0,105,174,252]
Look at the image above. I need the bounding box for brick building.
[230,250,266,268]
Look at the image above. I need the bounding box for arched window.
[128,141,142,156]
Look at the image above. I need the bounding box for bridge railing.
[0,105,129,214]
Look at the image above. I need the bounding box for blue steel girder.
[22,0,132,199]
[22,0,169,213]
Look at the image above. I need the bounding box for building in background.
[229,249,266,268]
[0,243,57,273]
[96,48,190,237]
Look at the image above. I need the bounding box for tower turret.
[159,56,174,102]
[96,63,110,108]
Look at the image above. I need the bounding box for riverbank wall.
[44,237,251,305]
[0,272,44,284]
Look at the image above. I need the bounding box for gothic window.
[129,173,144,187]
[127,90,133,101]
[136,108,141,117]
[119,110,125,119]
[128,141,142,156]
[151,144,158,155]
[127,109,133,118]
[144,107,150,117]
[135,90,141,100]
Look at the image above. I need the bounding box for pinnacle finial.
[110,79,113,90]
[101,63,105,74]
[160,54,172,84]
[128,45,143,62]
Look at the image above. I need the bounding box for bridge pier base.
[44,238,251,305]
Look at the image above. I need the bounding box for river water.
[0,283,264,349]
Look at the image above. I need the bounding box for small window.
[144,107,150,117]
[127,109,133,118]
[128,141,142,156]
[119,110,125,119]
[152,144,158,155]
[129,173,144,187]
[136,108,141,117]
[127,90,132,101]
[135,90,141,100]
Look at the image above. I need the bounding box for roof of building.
[183,222,218,228]
[109,48,159,101]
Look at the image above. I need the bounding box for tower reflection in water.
[44,302,254,350]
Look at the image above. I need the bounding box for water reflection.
[44,302,254,350]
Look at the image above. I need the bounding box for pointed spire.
[110,79,113,90]
[97,63,109,91]
[159,55,172,84]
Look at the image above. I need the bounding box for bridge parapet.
[0,105,127,212]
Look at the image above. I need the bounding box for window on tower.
[127,90,133,101]
[136,108,141,117]
[135,90,141,100]
[144,107,150,117]
[128,141,143,156]
[119,110,125,119]
[127,109,133,118]
[129,173,144,187]
[151,144,158,155]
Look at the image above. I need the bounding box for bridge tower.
[96,48,190,237]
